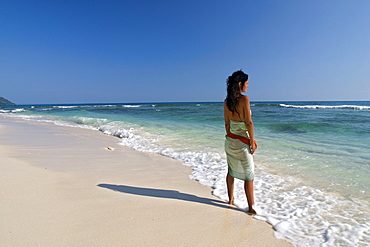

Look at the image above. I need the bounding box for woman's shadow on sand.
[98,183,234,210]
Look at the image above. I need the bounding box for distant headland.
[0,97,16,105]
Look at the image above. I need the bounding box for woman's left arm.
[223,101,230,134]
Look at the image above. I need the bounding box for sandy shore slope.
[0,116,291,246]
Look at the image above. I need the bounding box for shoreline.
[0,116,291,246]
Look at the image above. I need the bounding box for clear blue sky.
[1,0,369,104]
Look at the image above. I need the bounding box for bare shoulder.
[239,95,250,104]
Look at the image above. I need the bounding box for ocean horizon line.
[4,99,370,107]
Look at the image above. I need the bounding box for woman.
[224,70,257,214]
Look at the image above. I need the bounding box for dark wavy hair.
[226,70,249,113]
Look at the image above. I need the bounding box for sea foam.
[280,104,370,110]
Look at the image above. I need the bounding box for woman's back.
[224,95,249,122]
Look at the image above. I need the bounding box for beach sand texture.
[0,117,291,246]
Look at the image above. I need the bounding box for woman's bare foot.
[247,207,257,215]
[227,198,236,207]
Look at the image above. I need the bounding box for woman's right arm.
[242,96,256,154]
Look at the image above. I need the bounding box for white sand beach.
[0,116,291,246]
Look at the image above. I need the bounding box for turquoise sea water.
[1,101,369,246]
